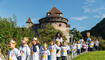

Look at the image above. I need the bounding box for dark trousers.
[95,46,98,50]
[77,49,80,55]
[62,56,67,60]
[57,57,60,60]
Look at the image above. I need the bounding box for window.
[59,24,62,27]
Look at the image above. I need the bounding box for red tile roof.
[48,7,62,14]
[26,17,33,23]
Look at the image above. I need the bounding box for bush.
[0,17,35,56]
[36,24,67,44]
[89,36,105,50]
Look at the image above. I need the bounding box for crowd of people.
[8,32,70,60]
[7,32,99,60]
[72,37,99,57]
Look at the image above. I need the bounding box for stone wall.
[51,22,70,42]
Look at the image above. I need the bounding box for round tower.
[39,7,70,42]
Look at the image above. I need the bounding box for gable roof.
[26,17,33,23]
[48,7,62,14]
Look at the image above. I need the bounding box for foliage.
[72,51,105,60]
[70,28,82,41]
[0,17,35,55]
[89,36,105,50]
[36,24,67,44]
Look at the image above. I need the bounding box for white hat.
[33,37,37,41]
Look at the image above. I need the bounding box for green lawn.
[72,51,105,60]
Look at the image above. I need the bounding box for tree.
[36,24,66,44]
[70,28,82,41]
[0,17,35,56]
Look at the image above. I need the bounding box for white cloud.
[78,26,87,32]
[82,6,90,13]
[82,0,105,13]
[94,14,105,19]
[82,0,96,13]
[102,14,105,18]
[71,16,88,21]
[32,18,39,21]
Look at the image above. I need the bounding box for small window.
[59,24,62,27]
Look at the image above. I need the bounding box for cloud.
[32,18,39,21]
[71,16,88,21]
[82,0,96,13]
[101,14,105,18]
[82,6,90,13]
[94,14,105,19]
[82,0,105,13]
[77,26,88,32]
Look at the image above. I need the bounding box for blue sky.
[0,0,105,31]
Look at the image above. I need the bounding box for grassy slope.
[72,51,105,60]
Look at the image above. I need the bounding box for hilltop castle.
[26,7,70,42]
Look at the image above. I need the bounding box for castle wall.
[26,23,33,28]
[51,22,70,42]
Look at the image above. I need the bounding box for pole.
[70,34,73,58]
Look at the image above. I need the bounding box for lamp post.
[70,34,73,58]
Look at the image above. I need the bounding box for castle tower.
[39,7,70,42]
[26,17,33,28]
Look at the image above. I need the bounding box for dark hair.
[56,32,62,39]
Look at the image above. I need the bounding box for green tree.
[36,24,66,44]
[0,17,35,56]
[70,28,82,41]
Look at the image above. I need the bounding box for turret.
[26,17,33,28]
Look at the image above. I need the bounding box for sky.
[0,0,105,32]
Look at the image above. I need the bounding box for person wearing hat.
[30,37,40,60]
[19,37,30,60]
[8,39,21,60]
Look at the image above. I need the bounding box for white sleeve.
[36,46,39,52]
[15,48,21,57]
[47,50,50,55]
[26,46,31,56]
[61,38,63,43]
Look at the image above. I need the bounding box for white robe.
[19,45,30,60]
[8,48,21,60]
[61,46,68,56]
[48,45,56,60]
[55,45,61,57]
[40,49,50,60]
[30,45,39,60]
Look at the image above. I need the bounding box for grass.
[72,51,105,60]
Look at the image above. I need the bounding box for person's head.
[56,41,60,46]
[83,41,85,44]
[56,32,62,38]
[62,41,67,46]
[37,40,40,44]
[32,37,37,45]
[8,38,16,49]
[80,37,83,39]
[50,40,54,46]
[43,43,47,50]
[21,37,29,45]
[77,41,80,44]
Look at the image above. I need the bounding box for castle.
[26,7,70,42]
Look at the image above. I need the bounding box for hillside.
[82,18,105,39]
